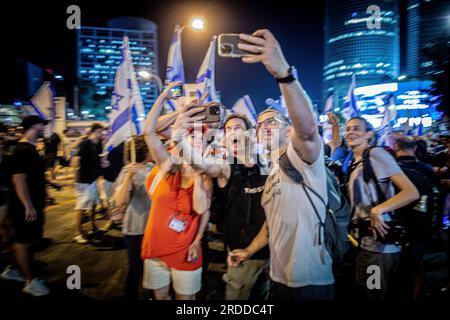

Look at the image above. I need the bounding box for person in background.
[345,117,419,300]
[0,116,50,296]
[72,123,106,244]
[113,135,153,300]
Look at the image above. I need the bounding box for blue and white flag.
[30,81,54,120]
[232,95,257,127]
[104,36,145,153]
[196,36,218,104]
[412,124,423,137]
[376,93,397,146]
[341,74,359,120]
[164,25,185,112]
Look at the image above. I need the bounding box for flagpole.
[125,36,136,163]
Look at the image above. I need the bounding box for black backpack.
[279,152,351,263]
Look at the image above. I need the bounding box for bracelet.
[275,66,296,83]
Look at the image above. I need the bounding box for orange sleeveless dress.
[141,167,202,271]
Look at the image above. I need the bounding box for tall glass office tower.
[323,0,400,108]
[77,17,158,119]
[406,0,450,78]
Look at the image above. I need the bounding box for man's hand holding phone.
[237,30,291,79]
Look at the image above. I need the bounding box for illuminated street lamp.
[138,70,163,93]
[191,17,205,31]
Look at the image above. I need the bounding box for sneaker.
[23,278,50,297]
[73,234,88,244]
[0,266,24,282]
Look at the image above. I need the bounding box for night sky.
[0,0,324,111]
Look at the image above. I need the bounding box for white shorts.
[142,258,202,296]
[102,179,114,203]
[75,182,100,210]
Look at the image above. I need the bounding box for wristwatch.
[275,66,296,83]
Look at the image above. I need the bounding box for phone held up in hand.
[218,34,261,58]
[163,83,184,98]
[190,102,223,123]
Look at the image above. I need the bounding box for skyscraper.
[406,0,450,78]
[77,17,158,119]
[323,0,400,108]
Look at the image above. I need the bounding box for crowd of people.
[0,29,449,301]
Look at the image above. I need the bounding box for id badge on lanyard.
[168,212,188,233]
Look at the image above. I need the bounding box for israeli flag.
[164,25,185,112]
[104,36,145,153]
[377,93,397,146]
[196,36,218,104]
[231,95,257,127]
[30,81,54,120]
[341,74,359,120]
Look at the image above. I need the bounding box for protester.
[345,117,419,300]
[224,29,336,301]
[393,135,437,300]
[112,135,153,300]
[72,123,106,244]
[141,83,212,300]
[0,116,50,296]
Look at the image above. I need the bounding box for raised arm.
[171,103,231,183]
[239,30,322,164]
[327,112,342,154]
[143,83,180,167]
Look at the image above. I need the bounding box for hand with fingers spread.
[238,29,291,78]
[370,207,390,240]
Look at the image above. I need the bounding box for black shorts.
[8,209,44,244]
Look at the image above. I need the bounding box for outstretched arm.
[239,29,322,164]
[143,83,180,167]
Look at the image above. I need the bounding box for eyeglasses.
[256,117,287,131]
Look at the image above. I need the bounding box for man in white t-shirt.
[228,29,334,300]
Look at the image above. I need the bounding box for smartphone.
[218,34,256,58]
[191,103,223,123]
[163,84,184,98]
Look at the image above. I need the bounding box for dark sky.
[0,0,324,111]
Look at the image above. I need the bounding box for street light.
[138,70,163,93]
[191,17,205,31]
[398,75,407,81]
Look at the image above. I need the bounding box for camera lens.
[221,44,232,54]
[209,106,220,115]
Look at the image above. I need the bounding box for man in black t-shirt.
[0,116,50,296]
[72,123,106,244]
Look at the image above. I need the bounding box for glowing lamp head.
[191,18,205,30]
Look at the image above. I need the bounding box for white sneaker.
[0,266,24,282]
[73,234,88,244]
[23,278,50,297]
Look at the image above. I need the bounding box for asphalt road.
[0,175,448,301]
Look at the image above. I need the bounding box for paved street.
[0,175,448,301]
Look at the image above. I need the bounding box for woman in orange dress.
[142,82,212,300]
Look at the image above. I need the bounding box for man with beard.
[0,116,50,296]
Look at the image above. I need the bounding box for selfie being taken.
[0,0,449,316]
